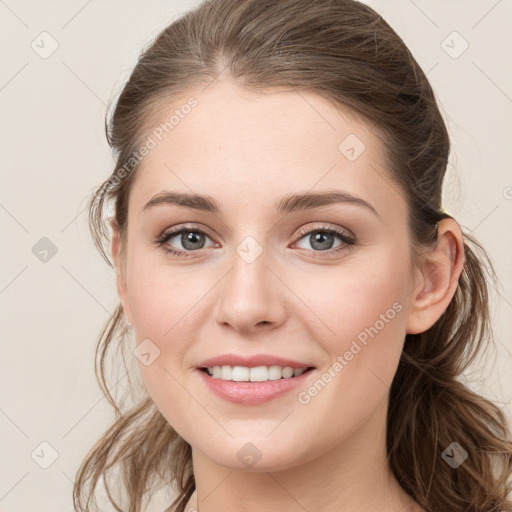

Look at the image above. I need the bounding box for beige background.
[1,1,511,510]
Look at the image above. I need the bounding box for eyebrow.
[143,190,379,217]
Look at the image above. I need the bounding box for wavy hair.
[74,0,512,511]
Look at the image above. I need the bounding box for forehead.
[127,79,405,219]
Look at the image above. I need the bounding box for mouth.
[196,364,317,404]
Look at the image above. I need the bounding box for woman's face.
[114,79,422,471]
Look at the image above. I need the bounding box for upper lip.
[197,354,314,370]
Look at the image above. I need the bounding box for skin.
[111,79,464,512]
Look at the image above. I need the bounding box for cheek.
[287,255,409,447]
[125,249,194,337]
[295,250,409,386]
[300,256,407,340]
[125,259,203,436]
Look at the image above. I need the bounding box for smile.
[197,366,315,405]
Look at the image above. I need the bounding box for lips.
[196,353,314,370]
[197,363,316,404]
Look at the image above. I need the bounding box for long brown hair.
[74,1,512,511]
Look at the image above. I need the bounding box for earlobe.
[109,217,134,327]
[405,218,465,335]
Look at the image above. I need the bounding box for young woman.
[74,0,512,511]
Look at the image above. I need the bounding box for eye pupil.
[182,231,205,250]
[310,232,334,251]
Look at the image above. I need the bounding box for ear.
[406,218,465,335]
[109,217,134,326]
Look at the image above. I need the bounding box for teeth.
[205,365,307,382]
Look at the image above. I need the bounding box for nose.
[214,244,287,335]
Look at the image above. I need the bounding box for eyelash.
[155,223,356,259]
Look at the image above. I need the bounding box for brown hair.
[74,0,512,511]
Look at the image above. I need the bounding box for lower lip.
[197,368,315,405]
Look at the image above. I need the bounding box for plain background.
[1,1,511,510]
